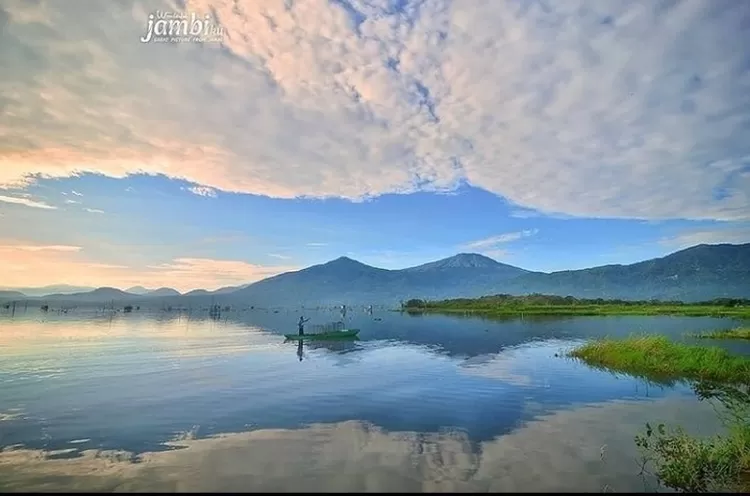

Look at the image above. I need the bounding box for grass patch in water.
[568,335,750,385]
[635,419,750,493]
[571,335,750,492]
[694,328,750,341]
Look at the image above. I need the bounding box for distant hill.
[212,283,251,294]
[125,286,151,295]
[147,287,181,297]
[184,289,211,296]
[0,284,96,297]
[44,287,136,303]
[6,243,749,307]
[504,243,750,301]
[0,290,27,300]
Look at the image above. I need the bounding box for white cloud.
[461,229,538,259]
[184,185,218,198]
[0,0,749,221]
[0,194,57,210]
[306,242,328,247]
[9,244,81,252]
[464,229,539,250]
[64,199,80,204]
[268,253,291,260]
[660,225,750,249]
[84,208,105,214]
[71,190,83,197]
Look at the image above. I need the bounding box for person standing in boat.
[298,315,310,336]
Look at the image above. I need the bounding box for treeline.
[401,294,750,309]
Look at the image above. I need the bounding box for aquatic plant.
[634,384,750,493]
[570,337,750,492]
[693,328,750,340]
[568,335,750,384]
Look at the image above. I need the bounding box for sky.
[0,0,749,292]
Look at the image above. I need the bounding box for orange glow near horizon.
[0,243,297,292]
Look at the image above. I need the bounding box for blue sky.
[0,0,749,291]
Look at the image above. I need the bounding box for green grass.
[570,335,750,492]
[568,335,750,385]
[635,420,750,492]
[410,304,750,318]
[694,328,750,340]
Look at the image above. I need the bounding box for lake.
[0,308,747,492]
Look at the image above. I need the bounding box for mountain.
[213,283,251,294]
[230,254,532,305]
[230,257,397,306]
[229,244,750,305]
[44,287,136,303]
[147,287,181,297]
[0,290,27,301]
[184,289,211,296]
[125,286,151,295]
[8,244,749,307]
[503,243,750,301]
[404,253,511,271]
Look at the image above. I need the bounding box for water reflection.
[0,397,724,492]
[0,310,746,492]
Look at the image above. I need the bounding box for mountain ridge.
[2,243,748,304]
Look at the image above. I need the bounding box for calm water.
[0,308,747,492]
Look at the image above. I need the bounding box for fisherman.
[298,315,310,336]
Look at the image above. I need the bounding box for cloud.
[7,244,82,252]
[464,229,539,250]
[0,0,749,221]
[84,208,105,214]
[184,185,218,198]
[306,242,328,247]
[64,199,80,204]
[0,398,722,492]
[0,243,297,291]
[268,253,291,260]
[460,229,538,259]
[0,194,57,210]
[71,190,83,197]
[660,225,750,249]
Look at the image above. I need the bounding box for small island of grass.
[401,295,750,318]
[694,328,750,340]
[569,335,750,492]
[568,335,750,384]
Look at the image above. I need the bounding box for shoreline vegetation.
[693,328,750,340]
[568,335,750,385]
[568,335,750,492]
[400,295,750,318]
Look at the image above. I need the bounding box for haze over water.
[0,308,747,492]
